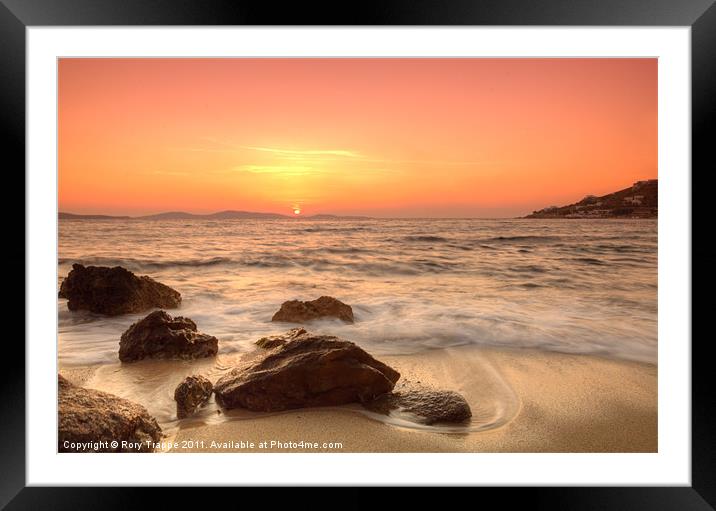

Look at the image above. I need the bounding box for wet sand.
[163,347,657,453]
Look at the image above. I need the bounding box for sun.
[293,208,301,215]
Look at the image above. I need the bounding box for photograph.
[56,57,658,454]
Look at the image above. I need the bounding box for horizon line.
[58,178,658,221]
[58,210,528,220]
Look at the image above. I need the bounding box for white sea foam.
[59,217,658,367]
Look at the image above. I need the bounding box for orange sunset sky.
[59,58,657,218]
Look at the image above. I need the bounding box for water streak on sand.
[79,348,520,438]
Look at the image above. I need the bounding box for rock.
[58,263,181,315]
[58,374,162,452]
[255,327,307,349]
[119,310,218,362]
[363,388,472,425]
[271,296,354,324]
[174,375,213,418]
[214,331,399,412]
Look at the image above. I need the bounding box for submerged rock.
[271,296,354,324]
[58,374,162,452]
[58,263,181,315]
[255,327,307,349]
[363,388,472,425]
[119,310,218,362]
[174,375,213,419]
[214,330,399,412]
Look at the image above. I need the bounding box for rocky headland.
[525,179,657,219]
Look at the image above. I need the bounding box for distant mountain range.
[58,213,133,220]
[58,210,370,221]
[525,179,657,219]
[59,183,658,221]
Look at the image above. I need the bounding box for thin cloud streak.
[176,141,500,168]
[236,164,321,176]
[242,146,360,158]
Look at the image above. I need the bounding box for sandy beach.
[63,346,656,453]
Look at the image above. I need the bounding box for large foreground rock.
[119,310,218,362]
[214,331,399,411]
[271,296,354,323]
[364,388,472,425]
[59,263,181,315]
[174,375,213,418]
[58,374,162,452]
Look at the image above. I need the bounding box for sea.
[57,218,657,434]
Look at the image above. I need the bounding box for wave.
[59,256,467,276]
[239,258,443,275]
[403,235,449,242]
[519,282,543,289]
[481,235,561,243]
[323,247,370,254]
[572,257,607,266]
[301,226,370,233]
[510,264,548,274]
[59,256,233,269]
[447,244,473,251]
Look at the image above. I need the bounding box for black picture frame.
[3,0,712,507]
